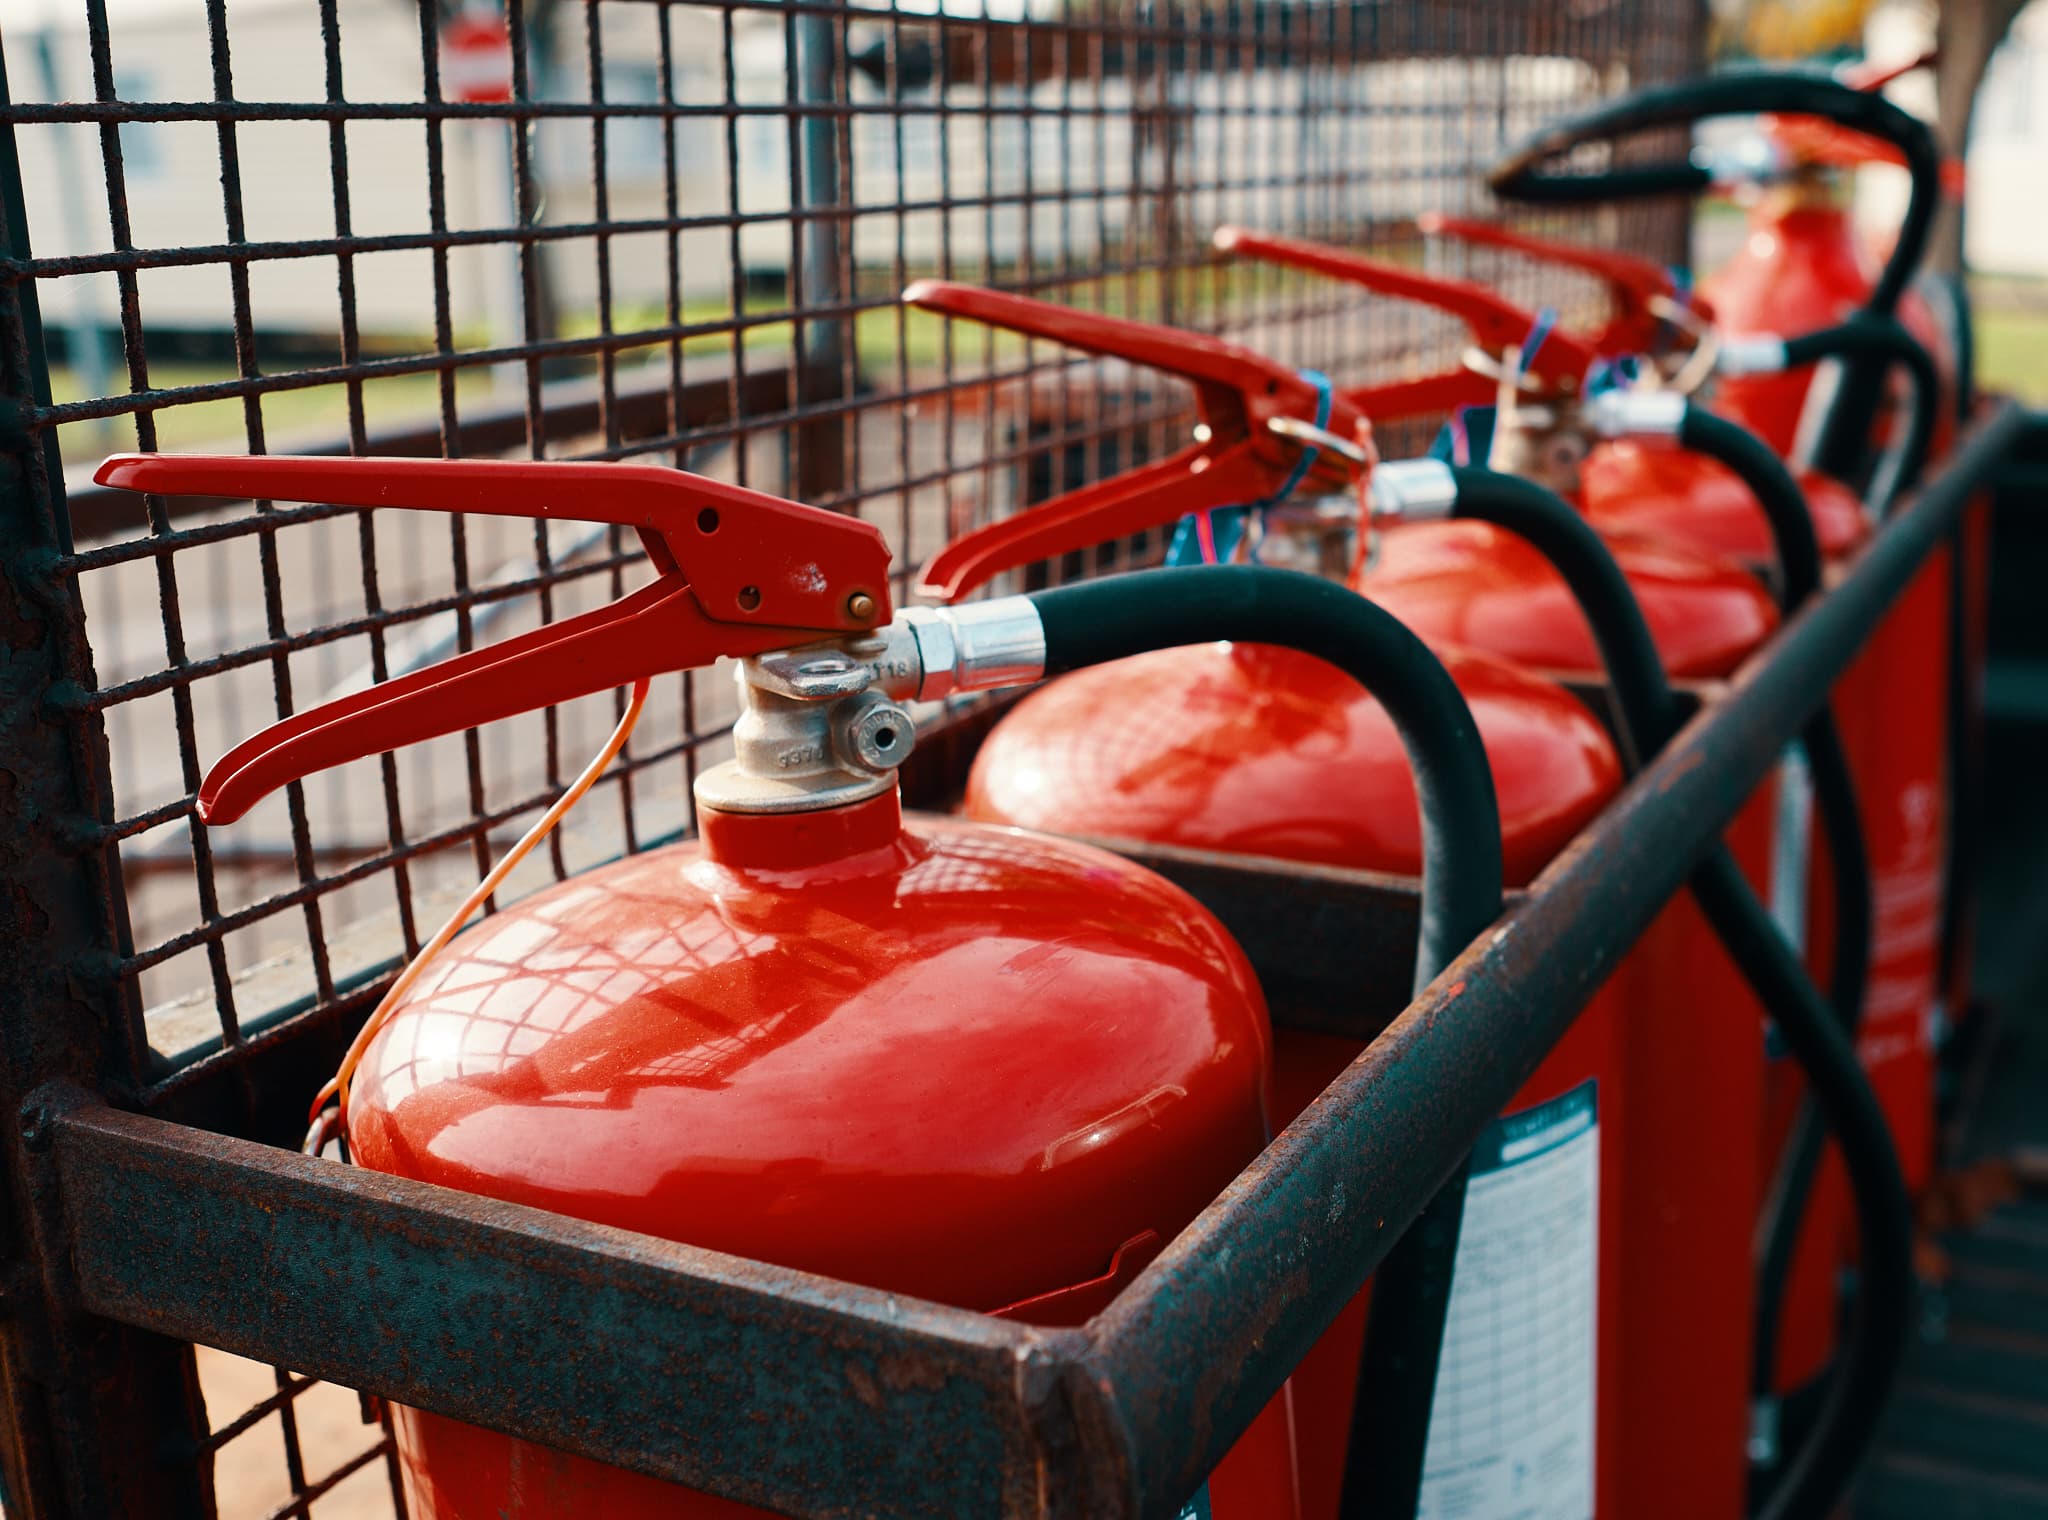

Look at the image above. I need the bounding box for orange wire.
[306,679,652,1146]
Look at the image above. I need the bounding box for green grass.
[49,362,498,466]
[45,263,1259,466]
[1972,301,2048,405]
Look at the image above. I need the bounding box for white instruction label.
[1419,1081,1598,1520]
[1770,740,1814,961]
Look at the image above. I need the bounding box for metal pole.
[792,5,848,500]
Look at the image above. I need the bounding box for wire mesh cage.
[0,0,1699,1512]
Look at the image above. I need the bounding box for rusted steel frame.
[46,1100,1114,1520]
[1076,401,2034,1520]
[0,46,215,1518]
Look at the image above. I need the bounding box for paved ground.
[1853,719,2048,1519]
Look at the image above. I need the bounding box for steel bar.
[48,1099,1110,1520]
[1079,400,2033,1520]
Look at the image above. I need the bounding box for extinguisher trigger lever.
[903,281,1374,600]
[1414,211,1705,355]
[1211,224,1600,392]
[92,452,896,824]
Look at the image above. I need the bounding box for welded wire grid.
[1,0,1695,1511]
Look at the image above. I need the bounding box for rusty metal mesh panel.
[1,0,1697,1511]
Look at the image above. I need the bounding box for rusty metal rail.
[13,403,2033,1519]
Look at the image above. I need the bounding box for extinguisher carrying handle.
[904,280,1377,600]
[1366,458,1908,1520]
[1211,224,1597,406]
[93,453,895,825]
[1414,211,1705,359]
[1488,71,1942,321]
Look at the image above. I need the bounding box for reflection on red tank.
[1701,200,1956,459]
[350,791,1299,1518]
[1358,519,1780,680]
[965,640,1621,886]
[1582,440,1870,565]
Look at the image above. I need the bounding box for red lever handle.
[905,281,1374,601]
[1414,212,1698,356]
[904,279,1336,444]
[97,453,893,824]
[1763,49,1962,197]
[1212,225,1599,380]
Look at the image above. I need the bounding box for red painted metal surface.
[1358,519,1778,680]
[966,642,1619,883]
[351,792,1301,1516]
[923,267,1782,1516]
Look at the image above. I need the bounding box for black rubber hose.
[1679,408,1826,602]
[1030,565,1503,1520]
[1675,405,1879,1450]
[1031,567,1503,983]
[1692,856,1913,1520]
[1430,466,1911,1520]
[1488,70,1940,321]
[1782,315,1940,515]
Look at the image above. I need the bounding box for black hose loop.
[1431,464,1900,1520]
[1030,566,1503,985]
[1678,406,1826,604]
[1489,71,1940,319]
[1781,315,1940,513]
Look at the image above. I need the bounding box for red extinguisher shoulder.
[345,792,1274,1319]
[965,640,1620,891]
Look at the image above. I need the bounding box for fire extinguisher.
[101,452,1532,1520]
[1660,50,1992,1089]
[904,255,1930,1515]
[1209,209,1937,1495]
[904,273,1911,1518]
[1353,451,1914,1520]
[903,282,1628,1520]
[1195,224,1890,1514]
[1487,72,1950,1460]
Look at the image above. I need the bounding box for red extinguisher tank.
[102,451,1303,1520]
[1491,70,1958,1420]
[360,793,1297,1519]
[964,611,1626,1520]
[901,280,1684,1520]
[1203,227,1795,1516]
